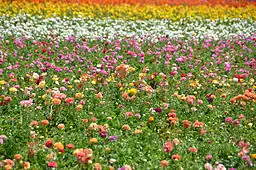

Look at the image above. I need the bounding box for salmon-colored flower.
[65,97,75,106]
[41,120,49,126]
[160,160,169,167]
[57,124,65,129]
[172,154,181,161]
[188,147,198,153]
[94,163,102,170]
[73,148,93,164]
[182,120,191,128]
[193,120,204,128]
[14,154,22,160]
[163,142,173,153]
[51,98,61,105]
[23,161,30,170]
[122,125,131,131]
[75,93,84,99]
[66,143,74,149]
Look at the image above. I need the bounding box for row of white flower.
[0,15,255,40]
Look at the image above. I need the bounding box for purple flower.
[154,108,162,113]
[100,131,108,138]
[109,136,118,142]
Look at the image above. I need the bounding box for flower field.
[0,0,256,169]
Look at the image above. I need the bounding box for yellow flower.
[52,76,58,81]
[39,81,46,88]
[128,88,137,95]
[54,142,64,150]
[0,80,5,85]
[90,138,98,144]
[91,79,97,85]
[68,85,73,89]
[251,154,256,159]
[148,116,154,122]
[129,83,134,86]
[9,87,17,92]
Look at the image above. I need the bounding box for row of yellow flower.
[0,1,255,20]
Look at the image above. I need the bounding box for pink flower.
[48,161,57,168]
[163,142,173,153]
[197,100,203,105]
[225,117,232,124]
[206,154,213,160]
[238,114,245,119]
[20,99,33,107]
[204,163,213,170]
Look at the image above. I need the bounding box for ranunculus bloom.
[122,125,131,131]
[182,120,191,128]
[193,120,204,128]
[163,142,173,153]
[48,161,57,168]
[188,147,198,153]
[90,138,98,144]
[172,154,181,161]
[41,120,49,126]
[225,117,232,124]
[154,108,162,113]
[160,160,169,167]
[57,124,65,129]
[66,143,74,149]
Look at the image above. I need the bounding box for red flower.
[42,48,47,53]
[181,73,186,77]
[48,161,57,168]
[45,139,53,148]
[66,144,74,149]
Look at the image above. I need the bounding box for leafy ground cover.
[0,1,256,170]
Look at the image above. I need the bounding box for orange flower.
[77,104,83,111]
[14,154,22,160]
[122,125,131,131]
[54,142,64,150]
[182,120,191,128]
[115,64,128,78]
[41,120,49,126]
[94,163,102,170]
[90,138,98,144]
[169,117,178,124]
[160,160,169,167]
[193,120,204,128]
[95,92,103,99]
[148,116,154,122]
[188,147,198,153]
[172,154,181,161]
[23,161,30,170]
[51,98,61,105]
[75,93,84,99]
